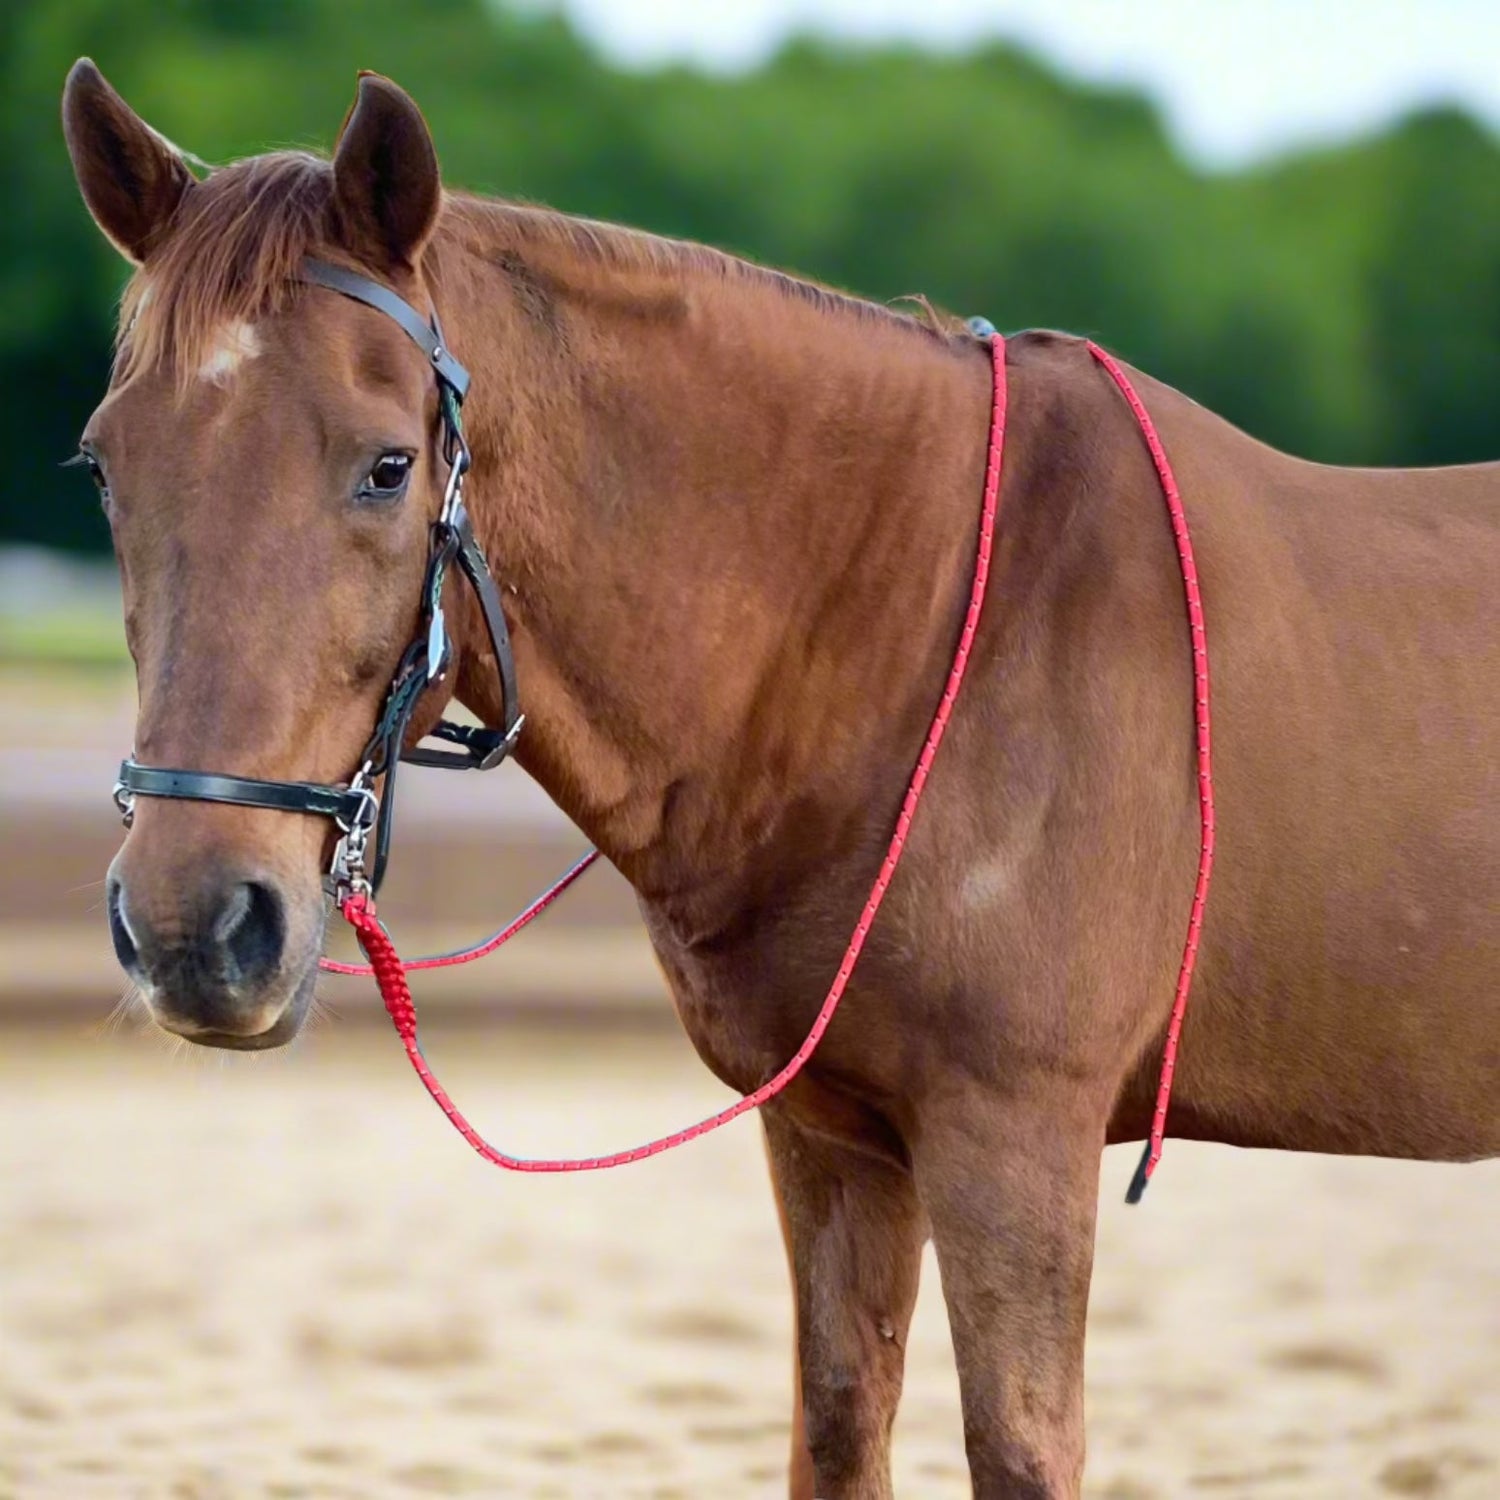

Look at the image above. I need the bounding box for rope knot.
[333,893,419,1040]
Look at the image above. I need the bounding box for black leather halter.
[112,258,524,897]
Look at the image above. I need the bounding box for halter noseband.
[111,258,524,898]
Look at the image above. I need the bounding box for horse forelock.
[116,151,335,392]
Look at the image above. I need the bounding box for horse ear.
[62,58,195,264]
[331,72,441,272]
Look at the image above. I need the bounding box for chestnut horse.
[63,61,1497,1499]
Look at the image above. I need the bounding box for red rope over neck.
[333,336,1214,1202]
[1086,342,1216,1201]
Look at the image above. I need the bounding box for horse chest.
[644,951,772,1097]
[636,902,835,1098]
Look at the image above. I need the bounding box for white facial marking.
[124,279,152,336]
[197,320,262,383]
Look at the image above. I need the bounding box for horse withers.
[62,60,1498,1499]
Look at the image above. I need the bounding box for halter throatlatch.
[112,258,524,898]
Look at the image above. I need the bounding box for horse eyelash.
[62,450,112,514]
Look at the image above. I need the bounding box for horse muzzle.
[107,858,322,1048]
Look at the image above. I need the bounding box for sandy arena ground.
[2,1021,1497,1499]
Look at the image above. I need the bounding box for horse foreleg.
[913,1078,1107,1499]
[763,1110,926,1500]
[767,1125,817,1500]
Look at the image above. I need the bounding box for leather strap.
[452,501,523,758]
[300,259,471,401]
[402,720,517,770]
[117,761,375,828]
[301,261,518,767]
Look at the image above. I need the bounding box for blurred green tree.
[3,0,1495,554]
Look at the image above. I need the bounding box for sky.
[525,0,1500,167]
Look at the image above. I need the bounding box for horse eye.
[359,452,413,501]
[66,451,110,506]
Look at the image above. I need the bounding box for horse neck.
[438,216,996,911]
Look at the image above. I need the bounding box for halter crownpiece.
[112,258,524,897]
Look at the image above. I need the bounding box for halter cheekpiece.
[112,258,524,897]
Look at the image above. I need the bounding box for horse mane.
[117,149,953,389]
[444,196,956,340]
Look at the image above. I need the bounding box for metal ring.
[335,783,379,835]
[112,778,136,828]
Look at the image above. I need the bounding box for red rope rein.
[330,337,1213,1200]
[320,851,600,976]
[1086,342,1216,1201]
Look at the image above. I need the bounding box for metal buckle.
[475,714,525,770]
[425,605,449,683]
[427,437,471,680]
[439,449,467,526]
[113,775,136,828]
[425,500,460,685]
[328,767,380,900]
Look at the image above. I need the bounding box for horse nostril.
[219,880,285,988]
[106,878,140,974]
